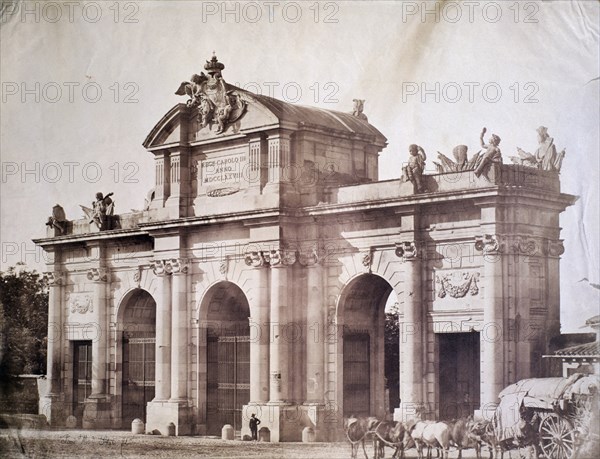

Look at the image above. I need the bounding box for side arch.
[194,280,251,436]
[334,268,399,419]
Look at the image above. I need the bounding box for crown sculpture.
[175,53,247,134]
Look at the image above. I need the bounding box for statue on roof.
[45,204,67,235]
[81,192,114,230]
[350,99,368,122]
[511,126,565,172]
[434,145,482,173]
[402,144,427,193]
[174,53,247,134]
[473,127,502,178]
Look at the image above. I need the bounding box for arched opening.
[338,273,398,419]
[200,281,250,436]
[120,289,156,426]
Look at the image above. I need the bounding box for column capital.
[43,271,65,286]
[474,234,503,254]
[543,239,565,257]
[168,258,189,275]
[244,250,267,268]
[266,249,296,267]
[151,259,170,276]
[509,235,540,256]
[298,248,319,267]
[151,258,189,276]
[395,241,418,260]
[86,267,108,283]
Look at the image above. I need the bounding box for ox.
[407,420,450,459]
[370,419,407,459]
[447,417,483,459]
[471,418,540,459]
[345,416,376,459]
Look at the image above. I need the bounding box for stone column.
[303,250,324,403]
[267,249,294,403]
[41,270,64,425]
[476,234,504,413]
[83,266,111,429]
[147,258,193,435]
[170,259,188,401]
[245,251,270,403]
[45,271,63,396]
[88,268,108,397]
[153,260,172,401]
[395,241,424,421]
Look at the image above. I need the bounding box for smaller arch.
[196,280,251,436]
[336,272,394,324]
[197,280,251,323]
[117,288,157,427]
[115,287,156,326]
[336,272,399,420]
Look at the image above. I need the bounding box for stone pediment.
[143,85,387,150]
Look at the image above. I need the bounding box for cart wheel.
[539,414,575,459]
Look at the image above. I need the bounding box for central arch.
[337,273,397,419]
[198,281,250,436]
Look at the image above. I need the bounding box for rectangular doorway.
[437,332,480,419]
[343,333,370,417]
[206,334,250,436]
[122,336,155,425]
[73,340,92,425]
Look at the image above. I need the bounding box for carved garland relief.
[68,294,94,314]
[436,272,480,298]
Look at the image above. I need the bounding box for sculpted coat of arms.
[175,54,247,134]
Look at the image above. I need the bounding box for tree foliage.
[384,303,400,410]
[0,264,49,381]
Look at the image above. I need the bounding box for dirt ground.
[0,428,489,459]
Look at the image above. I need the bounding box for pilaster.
[265,249,295,404]
[41,263,66,426]
[82,258,112,429]
[395,240,424,422]
[244,251,270,404]
[475,234,504,416]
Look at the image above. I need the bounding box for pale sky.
[1,0,598,332]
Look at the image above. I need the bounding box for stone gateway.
[34,56,576,441]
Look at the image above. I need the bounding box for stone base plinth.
[242,403,314,442]
[39,394,66,426]
[82,396,112,429]
[300,403,342,442]
[146,400,192,436]
[394,402,423,423]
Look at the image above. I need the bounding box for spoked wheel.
[539,414,576,459]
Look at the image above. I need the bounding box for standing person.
[249,413,261,441]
